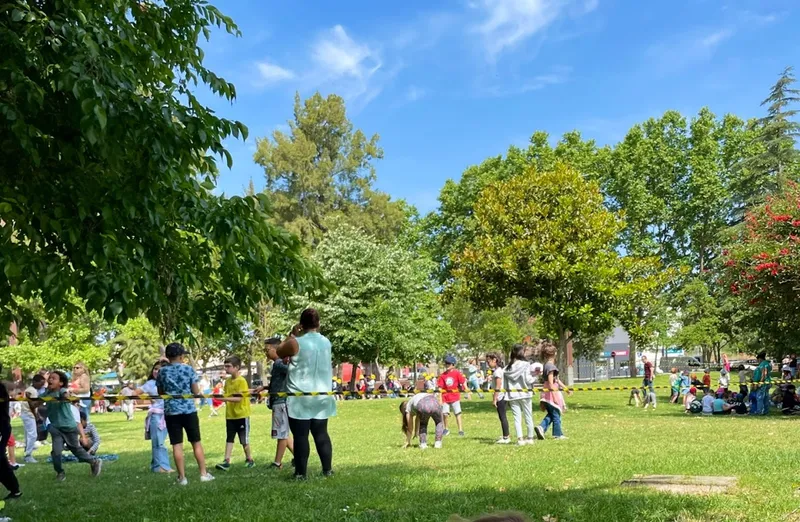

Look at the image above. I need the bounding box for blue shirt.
[156,362,197,416]
[712,398,725,412]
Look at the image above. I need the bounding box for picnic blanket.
[46,454,119,464]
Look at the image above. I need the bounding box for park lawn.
[7,378,799,522]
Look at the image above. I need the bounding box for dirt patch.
[620,475,738,495]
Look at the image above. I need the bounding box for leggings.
[288,417,332,478]
[415,395,444,444]
[0,426,20,495]
[496,399,510,438]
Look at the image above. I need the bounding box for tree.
[721,182,800,356]
[444,295,524,360]
[299,226,452,389]
[254,93,409,245]
[0,1,324,339]
[453,163,633,383]
[672,276,725,364]
[105,316,162,383]
[423,130,602,284]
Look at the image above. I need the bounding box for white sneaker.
[495,438,511,444]
[24,456,37,464]
[419,443,428,450]
[200,473,215,482]
[177,477,188,486]
[554,435,569,440]
[517,439,527,446]
[434,441,442,449]
[525,438,535,445]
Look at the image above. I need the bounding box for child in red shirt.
[437,355,468,437]
[702,369,712,392]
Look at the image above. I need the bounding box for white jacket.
[504,361,534,400]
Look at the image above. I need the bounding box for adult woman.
[69,362,92,422]
[270,309,335,479]
[135,361,173,473]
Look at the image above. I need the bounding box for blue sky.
[199,0,800,214]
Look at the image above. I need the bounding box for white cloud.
[471,0,598,59]
[406,85,427,102]
[311,25,381,80]
[646,27,735,74]
[479,66,571,97]
[255,61,295,84]
[700,29,733,48]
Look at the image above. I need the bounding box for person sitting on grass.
[628,387,641,407]
[157,343,214,486]
[684,386,698,413]
[727,393,748,415]
[702,369,712,393]
[701,388,714,416]
[41,370,102,481]
[781,384,800,415]
[215,355,254,471]
[79,411,101,455]
[712,392,734,416]
[400,393,444,450]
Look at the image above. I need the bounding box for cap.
[689,386,697,394]
[444,355,456,365]
[165,343,187,359]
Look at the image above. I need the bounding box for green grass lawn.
[6,374,799,522]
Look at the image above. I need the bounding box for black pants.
[288,417,332,477]
[0,426,20,495]
[496,399,510,438]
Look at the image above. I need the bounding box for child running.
[41,371,101,481]
[400,393,444,449]
[216,356,254,470]
[157,343,214,485]
[437,355,469,436]
[504,345,535,445]
[535,342,567,440]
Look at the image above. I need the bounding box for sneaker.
[534,426,545,440]
[292,474,308,481]
[553,435,569,440]
[434,441,442,449]
[215,460,231,471]
[419,442,428,450]
[24,456,37,464]
[200,473,215,482]
[11,463,23,469]
[322,470,334,478]
[177,477,188,486]
[245,459,255,468]
[496,437,511,444]
[442,429,450,436]
[458,431,465,437]
[270,462,282,470]
[517,439,527,446]
[526,438,535,445]
[4,491,22,500]
[56,472,66,482]
[91,459,102,477]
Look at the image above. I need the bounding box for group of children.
[398,343,568,450]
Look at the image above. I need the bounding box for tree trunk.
[349,361,359,395]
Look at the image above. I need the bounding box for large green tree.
[254,93,410,246]
[301,225,453,388]
[0,1,323,339]
[453,163,641,383]
[444,295,526,361]
[106,316,162,382]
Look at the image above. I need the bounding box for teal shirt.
[753,361,772,384]
[286,332,337,421]
[42,390,77,431]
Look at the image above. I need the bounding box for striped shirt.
[84,422,101,453]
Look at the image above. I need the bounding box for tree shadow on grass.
[5,450,745,522]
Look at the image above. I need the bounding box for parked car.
[659,356,702,372]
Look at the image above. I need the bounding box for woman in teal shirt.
[270,308,336,480]
[752,351,773,415]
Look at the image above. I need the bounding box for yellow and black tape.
[3,380,785,403]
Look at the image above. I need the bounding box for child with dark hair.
[505,344,535,446]
[41,370,101,481]
[216,355,254,470]
[781,384,800,415]
[486,352,510,444]
[399,393,444,450]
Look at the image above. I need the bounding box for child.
[400,393,444,449]
[157,343,214,485]
[680,370,691,398]
[0,374,21,500]
[669,368,680,404]
[712,392,733,415]
[260,338,295,470]
[504,345,535,446]
[437,355,468,436]
[628,388,641,407]
[643,388,657,410]
[41,370,101,481]
[486,352,510,444]
[467,359,485,399]
[684,386,697,412]
[719,368,730,392]
[215,355,254,470]
[209,381,223,417]
[20,374,44,463]
[535,342,567,440]
[701,388,714,415]
[738,365,750,397]
[781,384,800,415]
[366,374,376,400]
[702,369,711,393]
[727,393,748,415]
[79,411,101,454]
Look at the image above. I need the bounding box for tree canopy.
[1,0,324,340]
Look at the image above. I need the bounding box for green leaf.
[93,105,107,130]
[11,9,24,22]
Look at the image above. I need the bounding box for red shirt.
[437,369,466,404]
[644,362,653,380]
[703,374,711,387]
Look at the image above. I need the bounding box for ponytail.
[506,344,526,371]
[399,402,410,435]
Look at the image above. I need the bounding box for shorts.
[226,418,250,445]
[7,433,14,447]
[271,403,290,440]
[165,412,201,445]
[441,401,462,416]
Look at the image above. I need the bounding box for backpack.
[689,399,702,414]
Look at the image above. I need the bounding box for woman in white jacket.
[504,344,535,446]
